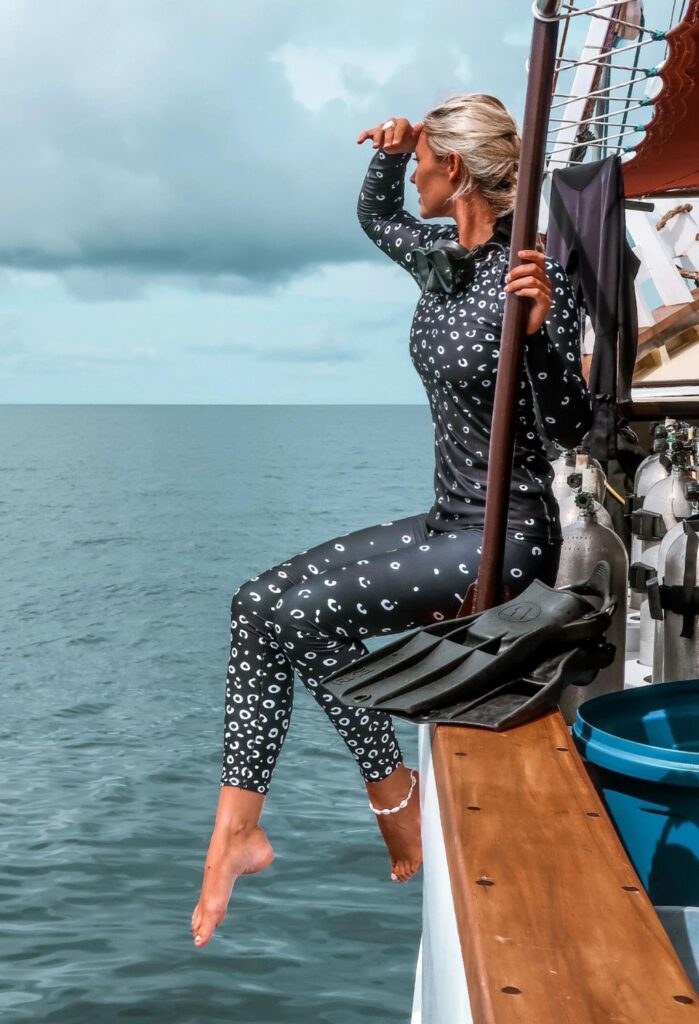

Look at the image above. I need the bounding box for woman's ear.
[447,151,465,186]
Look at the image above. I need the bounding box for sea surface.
[0,405,436,1024]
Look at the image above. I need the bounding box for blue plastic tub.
[573,678,699,906]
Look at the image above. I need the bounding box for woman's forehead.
[416,132,432,158]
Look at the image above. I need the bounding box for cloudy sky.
[1,0,552,403]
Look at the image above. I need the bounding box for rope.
[555,35,665,73]
[549,67,659,110]
[541,0,689,167]
[656,203,694,231]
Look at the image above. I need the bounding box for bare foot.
[366,765,422,883]
[191,823,274,948]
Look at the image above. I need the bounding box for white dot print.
[219,154,589,796]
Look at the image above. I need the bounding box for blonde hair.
[422,94,520,218]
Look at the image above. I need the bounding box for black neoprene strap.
[647,574,663,621]
[681,523,699,639]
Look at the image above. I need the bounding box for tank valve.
[575,492,595,516]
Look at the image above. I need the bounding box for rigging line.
[545,151,635,168]
[583,11,670,36]
[551,91,654,102]
[555,34,664,71]
[558,1,642,20]
[548,124,642,151]
[550,68,660,108]
[551,92,651,103]
[547,100,650,125]
[556,58,659,72]
[551,0,572,96]
[617,8,645,145]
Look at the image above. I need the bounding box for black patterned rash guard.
[358,149,593,546]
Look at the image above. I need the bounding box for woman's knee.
[230,573,288,626]
[269,588,311,652]
[270,585,349,663]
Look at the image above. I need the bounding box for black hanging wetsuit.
[220,149,592,794]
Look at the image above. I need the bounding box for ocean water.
[1,405,435,1024]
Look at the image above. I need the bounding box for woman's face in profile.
[410,132,454,219]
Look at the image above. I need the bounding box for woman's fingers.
[382,120,396,149]
[356,119,396,148]
[518,249,546,264]
[357,118,420,153]
[505,251,552,335]
[505,274,551,294]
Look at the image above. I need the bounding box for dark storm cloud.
[0,1,529,287]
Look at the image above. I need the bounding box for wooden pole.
[460,0,562,615]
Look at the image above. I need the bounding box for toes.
[191,904,202,933]
[193,906,224,949]
[391,862,407,883]
[391,859,422,883]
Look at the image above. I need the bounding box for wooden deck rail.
[433,712,699,1023]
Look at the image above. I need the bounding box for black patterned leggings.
[221,512,560,793]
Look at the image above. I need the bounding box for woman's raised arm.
[356,117,451,280]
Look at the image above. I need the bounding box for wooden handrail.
[432,712,699,1022]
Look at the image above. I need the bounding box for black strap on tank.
[627,494,643,514]
[647,521,699,625]
[647,574,663,621]
[681,523,699,639]
[630,509,667,540]
[654,584,699,636]
[652,525,699,637]
[629,562,653,592]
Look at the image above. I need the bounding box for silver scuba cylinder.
[558,472,613,529]
[651,481,699,683]
[628,427,670,610]
[555,493,628,724]
[551,450,576,503]
[551,449,605,504]
[649,520,688,682]
[632,451,692,666]
[638,543,660,666]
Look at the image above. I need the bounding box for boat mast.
[464,0,561,614]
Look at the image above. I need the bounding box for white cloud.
[269,42,414,112]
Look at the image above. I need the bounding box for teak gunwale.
[432,713,699,1022]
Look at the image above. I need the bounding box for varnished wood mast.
[432,2,699,1019]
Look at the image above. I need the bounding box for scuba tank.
[555,492,628,724]
[648,480,699,684]
[551,449,606,504]
[558,472,613,529]
[649,517,689,683]
[631,448,692,666]
[628,425,671,610]
[551,450,576,503]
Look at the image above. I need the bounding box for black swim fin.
[323,561,616,731]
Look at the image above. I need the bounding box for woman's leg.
[193,513,437,947]
[220,513,443,793]
[270,529,560,757]
[193,521,559,946]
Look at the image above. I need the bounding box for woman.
[191,94,592,948]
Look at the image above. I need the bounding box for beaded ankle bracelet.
[369,769,418,816]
